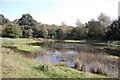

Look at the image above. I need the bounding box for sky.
[0,0,119,26]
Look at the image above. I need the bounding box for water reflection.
[33,41,118,77]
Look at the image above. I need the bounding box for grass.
[72,52,118,77]
[64,39,120,47]
[90,61,108,76]
[1,38,118,78]
[1,38,40,52]
[93,40,120,47]
[64,40,86,43]
[2,47,106,78]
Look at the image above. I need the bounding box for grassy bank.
[2,47,105,78]
[1,38,40,51]
[65,40,120,46]
[2,38,119,78]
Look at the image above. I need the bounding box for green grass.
[2,38,119,52]
[64,40,86,43]
[2,47,106,78]
[93,40,120,47]
[1,38,40,51]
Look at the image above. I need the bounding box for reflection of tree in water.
[57,52,73,62]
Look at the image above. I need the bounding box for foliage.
[23,28,33,38]
[87,21,106,40]
[0,14,10,25]
[56,26,68,40]
[69,26,87,39]
[2,23,22,38]
[106,20,120,40]
[14,13,37,27]
[47,27,56,39]
[1,13,120,40]
[33,24,48,38]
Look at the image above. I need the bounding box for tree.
[69,26,87,40]
[23,28,33,38]
[33,23,48,38]
[87,21,106,40]
[106,20,120,40]
[98,13,111,27]
[2,23,22,38]
[55,22,68,39]
[0,14,10,25]
[66,20,87,40]
[56,28,64,39]
[14,13,37,27]
[21,25,33,38]
[48,27,56,39]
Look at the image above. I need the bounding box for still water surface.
[32,41,119,77]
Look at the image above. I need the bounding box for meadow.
[1,38,119,78]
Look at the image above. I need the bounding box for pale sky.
[0,0,119,26]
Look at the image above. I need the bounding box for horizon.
[0,0,119,26]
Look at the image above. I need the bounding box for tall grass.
[90,61,108,76]
[72,51,118,76]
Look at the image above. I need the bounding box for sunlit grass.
[15,41,39,51]
[94,41,120,47]
[64,40,86,43]
[1,38,39,51]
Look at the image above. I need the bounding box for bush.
[36,65,49,72]
[2,23,22,38]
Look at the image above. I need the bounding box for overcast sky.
[0,0,119,26]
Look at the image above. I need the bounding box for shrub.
[36,65,49,72]
[2,23,22,38]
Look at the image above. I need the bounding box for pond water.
[31,41,119,77]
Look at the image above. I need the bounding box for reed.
[90,61,108,76]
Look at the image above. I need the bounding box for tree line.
[0,13,120,40]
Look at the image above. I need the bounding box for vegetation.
[2,47,105,78]
[87,21,106,40]
[106,20,120,40]
[2,38,39,51]
[1,13,120,40]
[1,38,119,78]
[2,23,22,38]
[1,13,119,78]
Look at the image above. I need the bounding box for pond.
[30,41,119,77]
